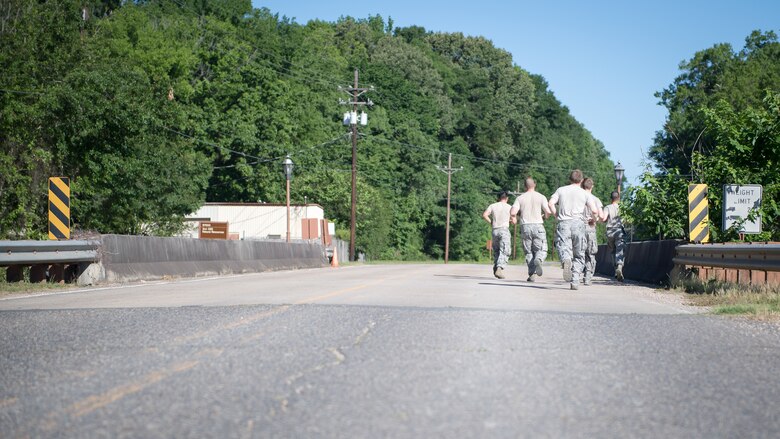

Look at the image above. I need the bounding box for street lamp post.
[283,155,294,242]
[614,161,625,196]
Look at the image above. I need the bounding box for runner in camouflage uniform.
[510,177,552,282]
[580,178,604,286]
[603,191,625,281]
[548,170,600,290]
[482,191,512,279]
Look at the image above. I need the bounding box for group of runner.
[482,169,625,290]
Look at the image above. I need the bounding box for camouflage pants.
[584,229,598,282]
[521,223,548,276]
[492,228,511,270]
[607,228,625,267]
[556,219,586,284]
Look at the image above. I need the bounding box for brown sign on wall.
[302,218,320,240]
[199,221,229,239]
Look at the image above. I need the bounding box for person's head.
[524,177,536,190]
[498,190,509,201]
[611,191,620,202]
[569,169,583,184]
[581,178,594,191]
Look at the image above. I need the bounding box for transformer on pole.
[338,69,374,261]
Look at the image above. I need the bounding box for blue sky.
[252,0,778,185]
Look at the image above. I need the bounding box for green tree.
[651,30,780,174]
[692,92,780,240]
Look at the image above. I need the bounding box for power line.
[0,88,46,96]
[368,136,596,174]
[169,0,347,90]
[161,126,273,162]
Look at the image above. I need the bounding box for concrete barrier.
[95,234,328,284]
[595,239,683,285]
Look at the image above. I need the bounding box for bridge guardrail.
[0,240,100,266]
[673,243,780,272]
[673,243,780,286]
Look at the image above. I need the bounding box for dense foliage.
[627,30,780,241]
[1,0,617,259]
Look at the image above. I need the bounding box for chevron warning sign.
[688,184,709,243]
[48,177,70,240]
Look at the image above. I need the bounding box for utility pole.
[437,153,463,264]
[512,181,520,259]
[339,69,373,262]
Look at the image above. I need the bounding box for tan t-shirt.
[549,184,593,221]
[485,201,512,229]
[583,194,604,231]
[511,191,549,225]
[603,203,623,230]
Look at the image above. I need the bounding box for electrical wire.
[169,0,349,90]
[0,88,46,96]
[367,136,596,174]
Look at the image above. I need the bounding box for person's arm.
[547,191,558,217]
[541,195,552,220]
[595,202,605,222]
[587,197,599,217]
[600,205,609,222]
[482,207,493,225]
[509,200,519,224]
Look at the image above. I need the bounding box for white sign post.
[722,184,763,234]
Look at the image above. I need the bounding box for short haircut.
[611,191,620,201]
[498,190,509,200]
[524,177,536,190]
[581,178,593,190]
[569,169,583,184]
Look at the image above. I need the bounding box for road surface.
[2,263,779,438]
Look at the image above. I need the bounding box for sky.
[252,0,779,185]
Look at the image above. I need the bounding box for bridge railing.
[0,240,100,283]
[673,243,780,285]
[0,240,100,266]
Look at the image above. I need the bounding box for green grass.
[675,276,780,320]
[0,281,71,295]
[0,267,73,296]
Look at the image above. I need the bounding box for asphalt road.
[2,263,780,438]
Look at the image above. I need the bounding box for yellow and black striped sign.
[688,184,709,243]
[48,177,70,240]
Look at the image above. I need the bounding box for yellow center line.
[0,397,18,409]
[293,279,386,305]
[66,360,200,418]
[172,305,290,345]
[39,276,390,429]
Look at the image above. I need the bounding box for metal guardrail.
[673,243,780,272]
[0,240,100,266]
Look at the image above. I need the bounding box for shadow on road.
[478,282,557,291]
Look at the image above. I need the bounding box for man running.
[483,191,512,279]
[510,177,551,282]
[603,191,625,281]
[548,170,600,290]
[580,178,604,286]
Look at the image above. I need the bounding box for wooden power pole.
[437,153,462,264]
[339,69,373,261]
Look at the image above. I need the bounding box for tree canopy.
[627,30,779,241]
[1,0,617,259]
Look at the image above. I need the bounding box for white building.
[183,203,327,241]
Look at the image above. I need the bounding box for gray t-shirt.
[603,203,623,230]
[511,191,549,225]
[583,194,603,231]
[549,184,592,221]
[485,201,512,229]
